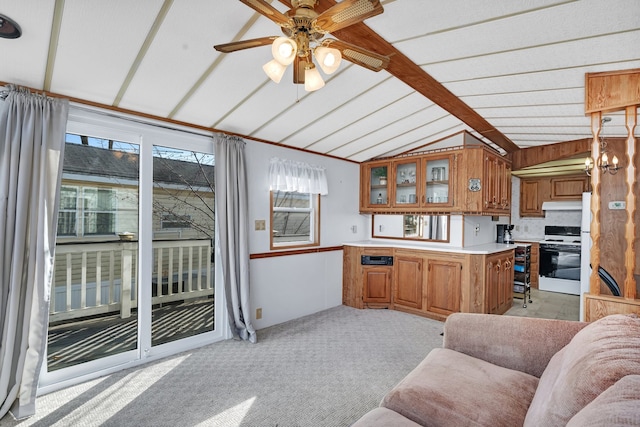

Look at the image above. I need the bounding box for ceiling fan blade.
[293,55,306,84]
[214,36,278,53]
[323,39,389,72]
[239,0,293,28]
[313,0,383,33]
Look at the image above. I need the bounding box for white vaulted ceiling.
[1,0,639,163]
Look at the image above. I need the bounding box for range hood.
[541,201,582,211]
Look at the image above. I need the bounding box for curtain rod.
[0,82,254,140]
[0,81,359,164]
[70,104,215,139]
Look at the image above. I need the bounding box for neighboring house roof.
[63,143,214,188]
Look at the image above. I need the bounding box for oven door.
[540,244,581,281]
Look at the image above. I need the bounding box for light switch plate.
[255,219,266,230]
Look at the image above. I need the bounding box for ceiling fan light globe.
[272,36,297,65]
[315,46,341,74]
[263,59,287,83]
[304,65,325,91]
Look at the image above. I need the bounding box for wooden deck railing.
[50,239,213,323]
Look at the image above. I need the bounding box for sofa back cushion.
[566,375,640,426]
[524,314,640,427]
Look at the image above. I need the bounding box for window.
[270,190,320,249]
[161,213,192,229]
[82,188,116,235]
[57,186,79,236]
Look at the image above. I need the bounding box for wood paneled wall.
[584,69,639,321]
[598,138,631,295]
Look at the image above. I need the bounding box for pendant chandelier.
[584,117,620,176]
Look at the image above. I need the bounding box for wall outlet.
[256,308,262,319]
[351,225,357,233]
[255,220,266,231]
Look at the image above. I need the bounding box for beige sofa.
[353,313,640,426]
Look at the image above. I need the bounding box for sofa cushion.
[566,375,640,426]
[524,314,640,427]
[381,347,539,427]
[351,407,423,427]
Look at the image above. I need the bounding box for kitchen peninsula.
[343,240,517,321]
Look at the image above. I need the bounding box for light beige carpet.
[0,306,445,427]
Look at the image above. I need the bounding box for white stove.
[539,226,582,295]
[540,225,582,245]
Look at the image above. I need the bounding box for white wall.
[245,141,367,329]
[463,215,510,246]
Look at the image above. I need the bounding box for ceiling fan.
[214,0,390,91]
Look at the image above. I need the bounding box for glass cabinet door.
[423,156,453,207]
[366,163,390,207]
[393,159,419,207]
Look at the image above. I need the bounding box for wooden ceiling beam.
[279,0,520,154]
[507,138,592,170]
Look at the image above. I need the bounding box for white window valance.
[269,157,328,195]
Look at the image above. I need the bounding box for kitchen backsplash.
[510,176,582,238]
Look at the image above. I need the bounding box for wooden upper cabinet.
[550,176,589,199]
[423,154,455,208]
[501,162,512,211]
[483,153,498,210]
[360,160,391,212]
[482,151,511,213]
[359,146,509,215]
[519,174,589,217]
[520,179,543,217]
[392,158,421,208]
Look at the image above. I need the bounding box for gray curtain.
[0,86,69,419]
[214,134,256,343]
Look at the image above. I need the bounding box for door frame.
[38,106,228,395]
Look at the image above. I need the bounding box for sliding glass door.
[39,109,224,391]
[150,145,215,347]
[46,132,141,379]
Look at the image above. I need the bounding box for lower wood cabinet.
[530,242,540,289]
[485,251,514,315]
[343,245,516,320]
[394,253,424,310]
[363,267,392,305]
[426,258,462,316]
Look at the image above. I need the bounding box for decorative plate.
[468,178,481,192]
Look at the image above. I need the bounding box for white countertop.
[344,240,518,255]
